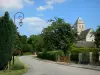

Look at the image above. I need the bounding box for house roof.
[79,28,91,40]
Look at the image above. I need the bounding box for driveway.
[19,56,100,75]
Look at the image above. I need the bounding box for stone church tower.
[74,17,95,47]
[74,17,85,35]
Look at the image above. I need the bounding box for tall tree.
[95,26,100,48]
[93,26,100,63]
[0,12,17,70]
[42,17,77,56]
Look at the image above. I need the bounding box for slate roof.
[79,28,91,40]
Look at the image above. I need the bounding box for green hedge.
[70,48,98,63]
[38,48,99,64]
[37,50,64,61]
[71,48,98,53]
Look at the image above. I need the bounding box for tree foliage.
[14,34,33,54]
[19,35,27,44]
[94,26,100,64]
[27,35,44,52]
[42,17,77,56]
[95,26,100,48]
[0,12,17,70]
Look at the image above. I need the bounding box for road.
[19,56,100,75]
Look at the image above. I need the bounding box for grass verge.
[23,52,32,55]
[0,57,27,75]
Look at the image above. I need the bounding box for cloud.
[37,14,44,17]
[0,0,34,11]
[47,0,65,5]
[37,0,65,11]
[22,17,49,35]
[24,0,34,4]
[37,5,53,11]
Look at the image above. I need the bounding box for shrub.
[37,50,64,61]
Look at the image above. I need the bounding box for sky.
[0,0,100,37]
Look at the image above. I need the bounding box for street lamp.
[13,12,24,66]
[14,12,24,27]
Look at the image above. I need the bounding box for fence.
[70,52,100,65]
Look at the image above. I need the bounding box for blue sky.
[0,0,100,37]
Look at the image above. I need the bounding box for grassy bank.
[0,57,26,75]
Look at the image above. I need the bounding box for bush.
[37,50,64,61]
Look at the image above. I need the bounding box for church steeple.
[74,17,85,35]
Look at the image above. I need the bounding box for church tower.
[74,17,85,35]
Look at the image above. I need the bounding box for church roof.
[77,17,82,21]
[79,28,91,40]
[75,17,85,24]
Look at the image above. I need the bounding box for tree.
[20,35,27,44]
[27,35,44,53]
[13,32,23,56]
[0,12,17,70]
[15,34,32,54]
[42,17,77,56]
[95,26,100,48]
[94,26,100,63]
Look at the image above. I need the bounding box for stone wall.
[86,29,95,42]
[76,41,95,48]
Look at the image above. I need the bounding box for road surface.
[19,56,100,75]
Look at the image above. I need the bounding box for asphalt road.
[19,56,100,75]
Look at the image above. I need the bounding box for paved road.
[19,56,100,75]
